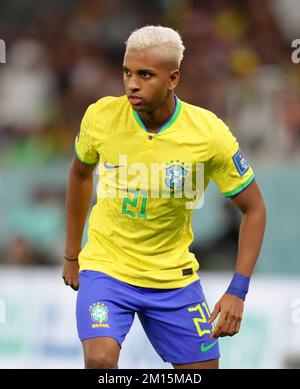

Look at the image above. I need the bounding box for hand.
[62,260,80,291]
[208,293,244,339]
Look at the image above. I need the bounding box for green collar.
[132,95,182,134]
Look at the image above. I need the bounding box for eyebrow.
[122,65,156,74]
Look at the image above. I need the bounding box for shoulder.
[181,100,224,133]
[81,95,128,140]
[90,95,128,118]
[180,100,236,161]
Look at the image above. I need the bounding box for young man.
[63,26,266,369]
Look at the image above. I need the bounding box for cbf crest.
[165,160,187,193]
[89,302,110,328]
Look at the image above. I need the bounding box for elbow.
[262,199,267,224]
[257,194,267,218]
[258,200,267,228]
[241,195,267,220]
[246,197,267,225]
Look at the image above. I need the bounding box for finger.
[219,319,239,337]
[211,324,224,339]
[211,308,230,337]
[230,323,237,335]
[70,283,79,291]
[211,327,222,339]
[219,329,238,337]
[208,304,220,324]
[211,315,227,339]
[221,323,236,337]
[225,314,241,335]
[235,320,241,333]
[222,317,234,330]
[231,318,241,334]
[62,276,69,286]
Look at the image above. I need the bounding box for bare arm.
[230,180,266,276]
[209,180,266,338]
[63,156,96,290]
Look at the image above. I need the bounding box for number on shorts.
[188,301,215,337]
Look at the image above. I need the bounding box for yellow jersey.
[74,95,255,288]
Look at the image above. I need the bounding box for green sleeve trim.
[74,143,98,166]
[223,173,255,198]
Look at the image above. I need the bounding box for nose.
[127,74,140,92]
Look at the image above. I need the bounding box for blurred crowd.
[0,0,299,266]
[1,0,300,164]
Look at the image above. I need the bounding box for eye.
[123,68,131,76]
[141,72,151,79]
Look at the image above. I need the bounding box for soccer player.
[63,26,266,369]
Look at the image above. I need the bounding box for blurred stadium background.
[0,0,300,369]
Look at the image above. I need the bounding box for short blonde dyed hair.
[125,25,185,68]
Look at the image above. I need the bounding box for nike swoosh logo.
[201,340,218,352]
[104,161,124,169]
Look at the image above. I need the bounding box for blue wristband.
[225,272,250,301]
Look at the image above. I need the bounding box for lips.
[129,96,143,105]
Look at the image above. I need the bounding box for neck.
[138,93,176,133]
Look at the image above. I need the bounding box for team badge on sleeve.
[232,149,249,177]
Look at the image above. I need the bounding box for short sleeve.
[206,116,255,198]
[74,104,99,165]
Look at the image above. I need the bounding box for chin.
[131,104,146,112]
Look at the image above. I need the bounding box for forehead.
[123,47,169,71]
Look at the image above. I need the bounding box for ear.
[168,69,180,91]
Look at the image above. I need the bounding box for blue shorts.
[76,270,220,364]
